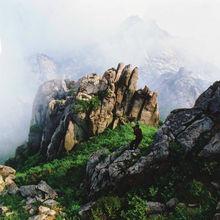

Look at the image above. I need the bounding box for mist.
[1,0,220,161]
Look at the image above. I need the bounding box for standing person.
[130,123,143,150]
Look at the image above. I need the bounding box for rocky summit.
[86,81,220,197]
[28,63,159,160]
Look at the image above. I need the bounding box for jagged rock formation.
[28,63,159,160]
[86,81,220,197]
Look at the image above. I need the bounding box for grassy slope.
[1,123,219,219]
[1,124,156,219]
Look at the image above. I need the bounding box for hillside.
[0,66,219,219]
[1,122,219,219]
[1,124,157,219]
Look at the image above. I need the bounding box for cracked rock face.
[86,81,220,197]
[27,63,159,160]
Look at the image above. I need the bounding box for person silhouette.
[130,123,143,150]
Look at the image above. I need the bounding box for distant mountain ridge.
[149,67,209,118]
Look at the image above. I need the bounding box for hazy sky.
[1,0,220,63]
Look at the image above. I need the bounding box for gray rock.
[78,201,96,220]
[26,197,37,205]
[200,133,220,157]
[216,202,220,211]
[214,213,220,220]
[7,182,19,195]
[19,185,38,198]
[36,180,57,199]
[87,148,140,196]
[176,117,213,152]
[43,199,58,208]
[188,203,198,208]
[146,201,166,215]
[166,198,178,209]
[19,180,57,202]
[211,182,220,190]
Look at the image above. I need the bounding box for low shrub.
[72,96,101,113]
[91,196,122,220]
[121,194,147,220]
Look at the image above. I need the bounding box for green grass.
[72,96,101,113]
[2,123,218,219]
[0,194,29,220]
[12,123,157,219]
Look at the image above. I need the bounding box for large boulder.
[0,165,16,178]
[146,201,166,215]
[86,81,220,196]
[19,181,57,200]
[24,63,159,160]
[0,165,18,194]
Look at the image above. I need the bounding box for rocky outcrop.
[78,197,178,219]
[19,180,57,200]
[27,63,159,160]
[0,165,18,195]
[20,181,60,220]
[0,166,61,220]
[146,201,166,215]
[86,81,220,197]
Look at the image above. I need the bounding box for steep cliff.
[28,63,159,160]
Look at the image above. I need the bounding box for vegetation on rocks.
[1,69,220,220]
[72,96,101,113]
[1,124,155,219]
[1,121,219,219]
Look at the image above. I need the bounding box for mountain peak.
[120,16,170,39]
